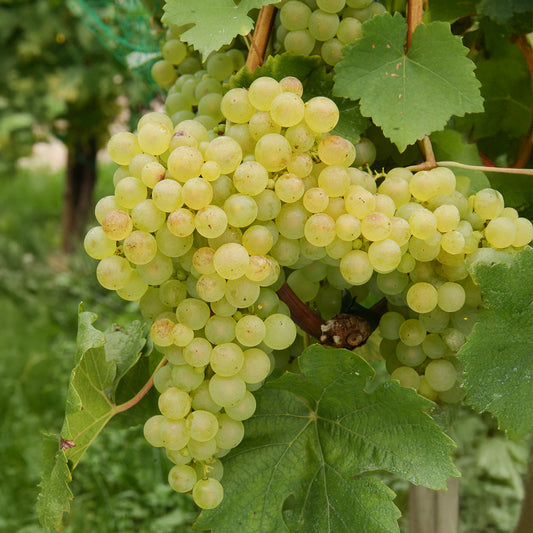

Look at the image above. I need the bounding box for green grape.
[409,167,456,202]
[205,136,244,174]
[206,52,234,81]
[390,366,420,390]
[376,270,409,295]
[242,225,274,256]
[304,96,339,132]
[279,75,304,96]
[395,342,426,367]
[186,410,219,442]
[421,333,447,359]
[379,311,405,340]
[96,255,132,290]
[367,239,402,273]
[318,166,350,197]
[171,363,205,392]
[254,288,280,319]
[152,179,183,213]
[181,177,213,210]
[128,153,157,178]
[398,319,426,347]
[263,314,297,350]
[171,323,195,348]
[249,111,282,140]
[137,252,173,286]
[208,373,247,407]
[209,342,245,377]
[166,446,192,465]
[424,359,457,392]
[321,38,344,65]
[220,88,255,124]
[408,233,442,263]
[270,92,305,128]
[440,230,465,255]
[473,188,504,220]
[304,213,336,247]
[224,391,257,421]
[204,315,236,344]
[280,1,312,30]
[84,226,116,259]
[215,413,244,449]
[284,30,316,56]
[337,16,363,43]
[138,121,172,156]
[160,345,186,365]
[213,243,249,280]
[361,212,392,242]
[406,282,438,314]
[287,269,320,302]
[183,337,212,367]
[101,209,133,241]
[156,226,194,258]
[167,146,204,182]
[512,217,533,247]
[187,437,217,461]
[235,315,266,347]
[419,307,450,333]
[441,328,466,353]
[434,204,460,232]
[159,417,190,451]
[345,185,375,219]
[192,247,216,275]
[437,282,466,313]
[484,217,517,248]
[285,121,316,153]
[317,0,345,12]
[308,10,340,41]
[107,131,142,165]
[191,381,223,413]
[168,464,197,493]
[150,318,176,347]
[114,177,147,209]
[255,133,292,172]
[143,415,165,447]
[192,478,224,509]
[276,202,308,239]
[159,387,192,420]
[255,189,282,221]
[233,161,269,197]
[225,277,261,308]
[116,270,148,301]
[123,231,158,265]
[152,59,177,87]
[340,250,373,285]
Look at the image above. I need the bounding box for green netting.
[66,0,163,91]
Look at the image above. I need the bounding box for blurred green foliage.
[0,164,196,532]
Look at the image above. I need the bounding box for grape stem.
[115,356,168,413]
[407,161,533,175]
[246,5,276,71]
[276,283,379,350]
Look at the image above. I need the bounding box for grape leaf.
[461,247,533,438]
[195,345,458,533]
[425,0,477,23]
[162,0,280,58]
[477,0,533,23]
[37,307,150,530]
[457,21,532,140]
[36,434,73,532]
[334,13,483,152]
[430,129,490,193]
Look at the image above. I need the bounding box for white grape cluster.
[275,0,386,65]
[375,179,533,402]
[151,24,246,129]
[85,73,533,508]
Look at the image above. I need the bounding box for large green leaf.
[37,307,150,531]
[334,13,483,152]
[195,345,458,533]
[461,247,533,438]
[425,0,477,23]
[162,0,280,58]
[477,0,533,23]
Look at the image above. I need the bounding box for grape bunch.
[151,24,246,129]
[274,0,386,65]
[85,73,533,509]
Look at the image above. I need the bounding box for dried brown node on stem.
[319,313,373,349]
